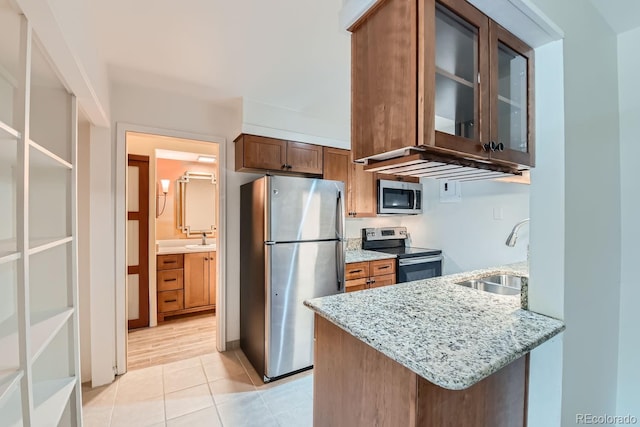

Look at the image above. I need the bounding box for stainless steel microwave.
[377,179,423,215]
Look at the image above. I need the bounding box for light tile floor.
[82,350,313,427]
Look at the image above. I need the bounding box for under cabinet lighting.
[197,155,216,163]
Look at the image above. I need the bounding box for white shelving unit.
[0,0,81,425]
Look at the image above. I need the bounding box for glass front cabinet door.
[489,21,534,167]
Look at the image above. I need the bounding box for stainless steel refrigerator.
[240,175,345,382]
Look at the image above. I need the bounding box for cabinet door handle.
[287,164,292,170]
[164,299,177,303]
[496,142,505,152]
[164,278,177,282]
[281,164,287,169]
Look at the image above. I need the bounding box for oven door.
[397,255,443,283]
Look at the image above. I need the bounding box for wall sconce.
[157,179,170,217]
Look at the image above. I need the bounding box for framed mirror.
[177,171,217,236]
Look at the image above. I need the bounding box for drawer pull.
[164,299,177,303]
[163,260,177,264]
[379,266,390,269]
[164,278,177,282]
[350,269,363,273]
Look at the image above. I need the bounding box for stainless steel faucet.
[505,218,529,247]
[201,232,207,246]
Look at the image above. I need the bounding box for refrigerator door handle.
[336,190,344,241]
[336,240,344,292]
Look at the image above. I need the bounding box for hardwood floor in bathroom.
[127,313,217,370]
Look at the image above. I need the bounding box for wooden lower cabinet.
[157,253,216,322]
[313,315,528,427]
[345,259,396,292]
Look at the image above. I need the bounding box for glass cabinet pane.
[497,42,527,152]
[435,4,477,139]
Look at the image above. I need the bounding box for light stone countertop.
[304,262,564,390]
[345,249,397,263]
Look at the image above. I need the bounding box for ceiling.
[589,0,640,34]
[86,0,351,122]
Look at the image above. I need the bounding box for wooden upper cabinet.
[235,134,323,174]
[350,0,534,168]
[351,0,417,161]
[287,141,323,174]
[488,21,535,167]
[323,147,377,218]
[350,162,377,217]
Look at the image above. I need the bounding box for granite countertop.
[345,249,397,263]
[304,262,565,390]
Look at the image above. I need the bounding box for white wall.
[527,39,565,427]
[530,0,622,424]
[616,27,640,418]
[77,120,91,383]
[402,180,529,274]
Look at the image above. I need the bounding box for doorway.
[116,124,227,374]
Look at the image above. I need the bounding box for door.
[431,0,489,158]
[488,21,534,167]
[127,154,150,329]
[267,175,344,242]
[266,240,343,378]
[184,252,210,308]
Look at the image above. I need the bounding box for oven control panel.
[363,227,408,241]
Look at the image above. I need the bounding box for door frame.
[115,122,227,375]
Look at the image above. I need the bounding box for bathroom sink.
[185,244,216,250]
[455,275,521,296]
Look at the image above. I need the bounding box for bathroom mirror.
[177,171,217,236]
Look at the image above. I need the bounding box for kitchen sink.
[456,275,522,296]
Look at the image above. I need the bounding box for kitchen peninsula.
[304,265,564,427]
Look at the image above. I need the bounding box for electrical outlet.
[439,180,461,203]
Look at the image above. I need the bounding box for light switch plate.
[439,180,461,203]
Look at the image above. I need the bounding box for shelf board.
[498,95,522,108]
[29,139,72,169]
[436,67,474,88]
[29,237,72,256]
[0,120,20,139]
[0,251,20,265]
[30,308,74,365]
[0,369,23,406]
[0,309,73,370]
[32,377,76,427]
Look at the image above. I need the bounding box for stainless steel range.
[362,227,443,283]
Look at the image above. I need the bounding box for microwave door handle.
[413,190,418,210]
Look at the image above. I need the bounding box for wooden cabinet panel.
[158,290,184,313]
[375,173,419,183]
[239,134,287,171]
[157,254,184,270]
[157,269,184,292]
[208,252,216,306]
[287,141,323,174]
[370,259,396,276]
[346,260,397,291]
[184,252,210,309]
[351,0,417,161]
[346,262,369,280]
[323,147,351,215]
[346,278,368,293]
[350,163,377,217]
[369,273,396,288]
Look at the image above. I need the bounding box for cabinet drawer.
[158,290,184,313]
[157,254,184,270]
[345,262,369,280]
[369,273,396,288]
[346,278,367,293]
[157,269,184,291]
[370,259,396,276]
